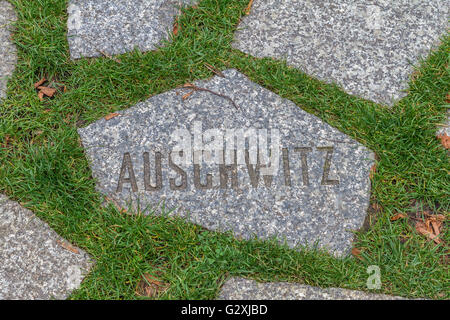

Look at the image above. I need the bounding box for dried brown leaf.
[104,112,120,120]
[136,273,168,298]
[431,220,441,236]
[415,221,441,244]
[351,247,363,260]
[38,91,45,101]
[433,214,446,221]
[391,213,407,221]
[57,240,79,254]
[173,19,179,36]
[38,86,56,97]
[437,133,450,149]
[34,77,46,88]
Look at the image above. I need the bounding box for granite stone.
[78,69,374,257]
[0,1,17,99]
[0,195,93,300]
[233,0,449,105]
[218,277,404,300]
[67,0,197,59]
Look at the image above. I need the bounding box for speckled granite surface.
[78,69,374,256]
[0,195,93,300]
[233,0,449,105]
[0,1,17,99]
[218,278,403,300]
[67,0,197,59]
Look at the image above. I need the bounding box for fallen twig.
[204,63,225,78]
[182,83,239,110]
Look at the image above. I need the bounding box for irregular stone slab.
[0,1,17,99]
[78,69,374,256]
[0,195,93,300]
[233,0,449,105]
[67,0,197,59]
[218,277,404,300]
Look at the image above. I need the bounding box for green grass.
[0,0,448,299]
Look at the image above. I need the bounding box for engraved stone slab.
[0,195,93,300]
[67,0,197,59]
[218,277,404,300]
[233,0,449,105]
[78,69,374,256]
[0,1,17,99]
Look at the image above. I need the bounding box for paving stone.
[78,69,374,257]
[0,1,17,99]
[67,0,197,59]
[0,195,93,300]
[218,277,404,300]
[233,0,449,105]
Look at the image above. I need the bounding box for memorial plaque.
[78,69,374,256]
[67,0,197,59]
[232,0,448,105]
[0,1,17,99]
